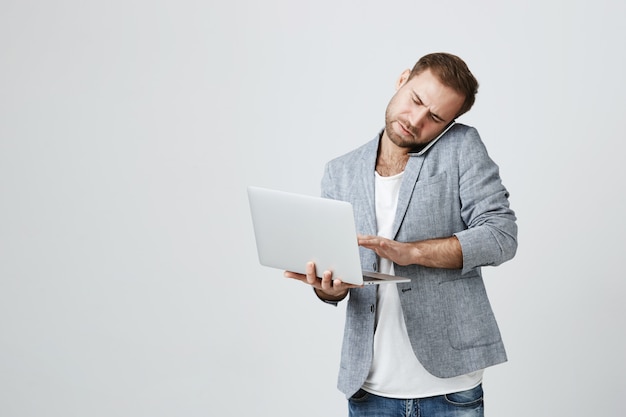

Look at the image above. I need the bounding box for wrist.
[314,287,348,302]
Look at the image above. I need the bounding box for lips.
[397,121,415,138]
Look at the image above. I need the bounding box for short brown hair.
[409,53,479,118]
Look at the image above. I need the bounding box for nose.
[408,106,429,129]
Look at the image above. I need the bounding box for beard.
[384,106,447,153]
[384,108,425,151]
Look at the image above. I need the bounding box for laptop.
[247,186,411,286]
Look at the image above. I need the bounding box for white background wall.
[1,1,625,416]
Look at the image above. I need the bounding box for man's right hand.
[284,262,358,302]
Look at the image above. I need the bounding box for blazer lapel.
[392,155,425,239]
[352,139,378,236]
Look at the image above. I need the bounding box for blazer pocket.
[402,172,455,237]
[414,171,449,207]
[415,171,448,187]
[440,278,502,350]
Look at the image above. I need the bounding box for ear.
[395,69,411,90]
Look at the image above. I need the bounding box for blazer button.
[372,262,377,271]
[370,305,375,313]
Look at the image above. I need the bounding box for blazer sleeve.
[453,128,518,275]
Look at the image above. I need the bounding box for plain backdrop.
[1,1,625,416]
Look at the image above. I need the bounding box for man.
[285,52,517,417]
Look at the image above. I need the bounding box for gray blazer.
[321,124,518,398]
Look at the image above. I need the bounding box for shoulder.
[326,134,379,168]
[441,123,483,148]
[321,132,379,199]
[323,134,378,179]
[431,123,490,162]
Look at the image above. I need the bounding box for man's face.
[384,69,464,149]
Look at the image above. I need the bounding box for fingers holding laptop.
[284,262,357,301]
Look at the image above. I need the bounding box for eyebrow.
[414,92,446,123]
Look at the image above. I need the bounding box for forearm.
[408,236,463,269]
[358,234,463,269]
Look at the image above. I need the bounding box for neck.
[376,131,409,177]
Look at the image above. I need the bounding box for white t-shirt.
[361,171,483,399]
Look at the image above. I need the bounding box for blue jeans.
[348,384,484,417]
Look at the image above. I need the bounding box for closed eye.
[430,113,445,123]
[413,93,445,123]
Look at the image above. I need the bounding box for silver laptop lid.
[247,186,365,285]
